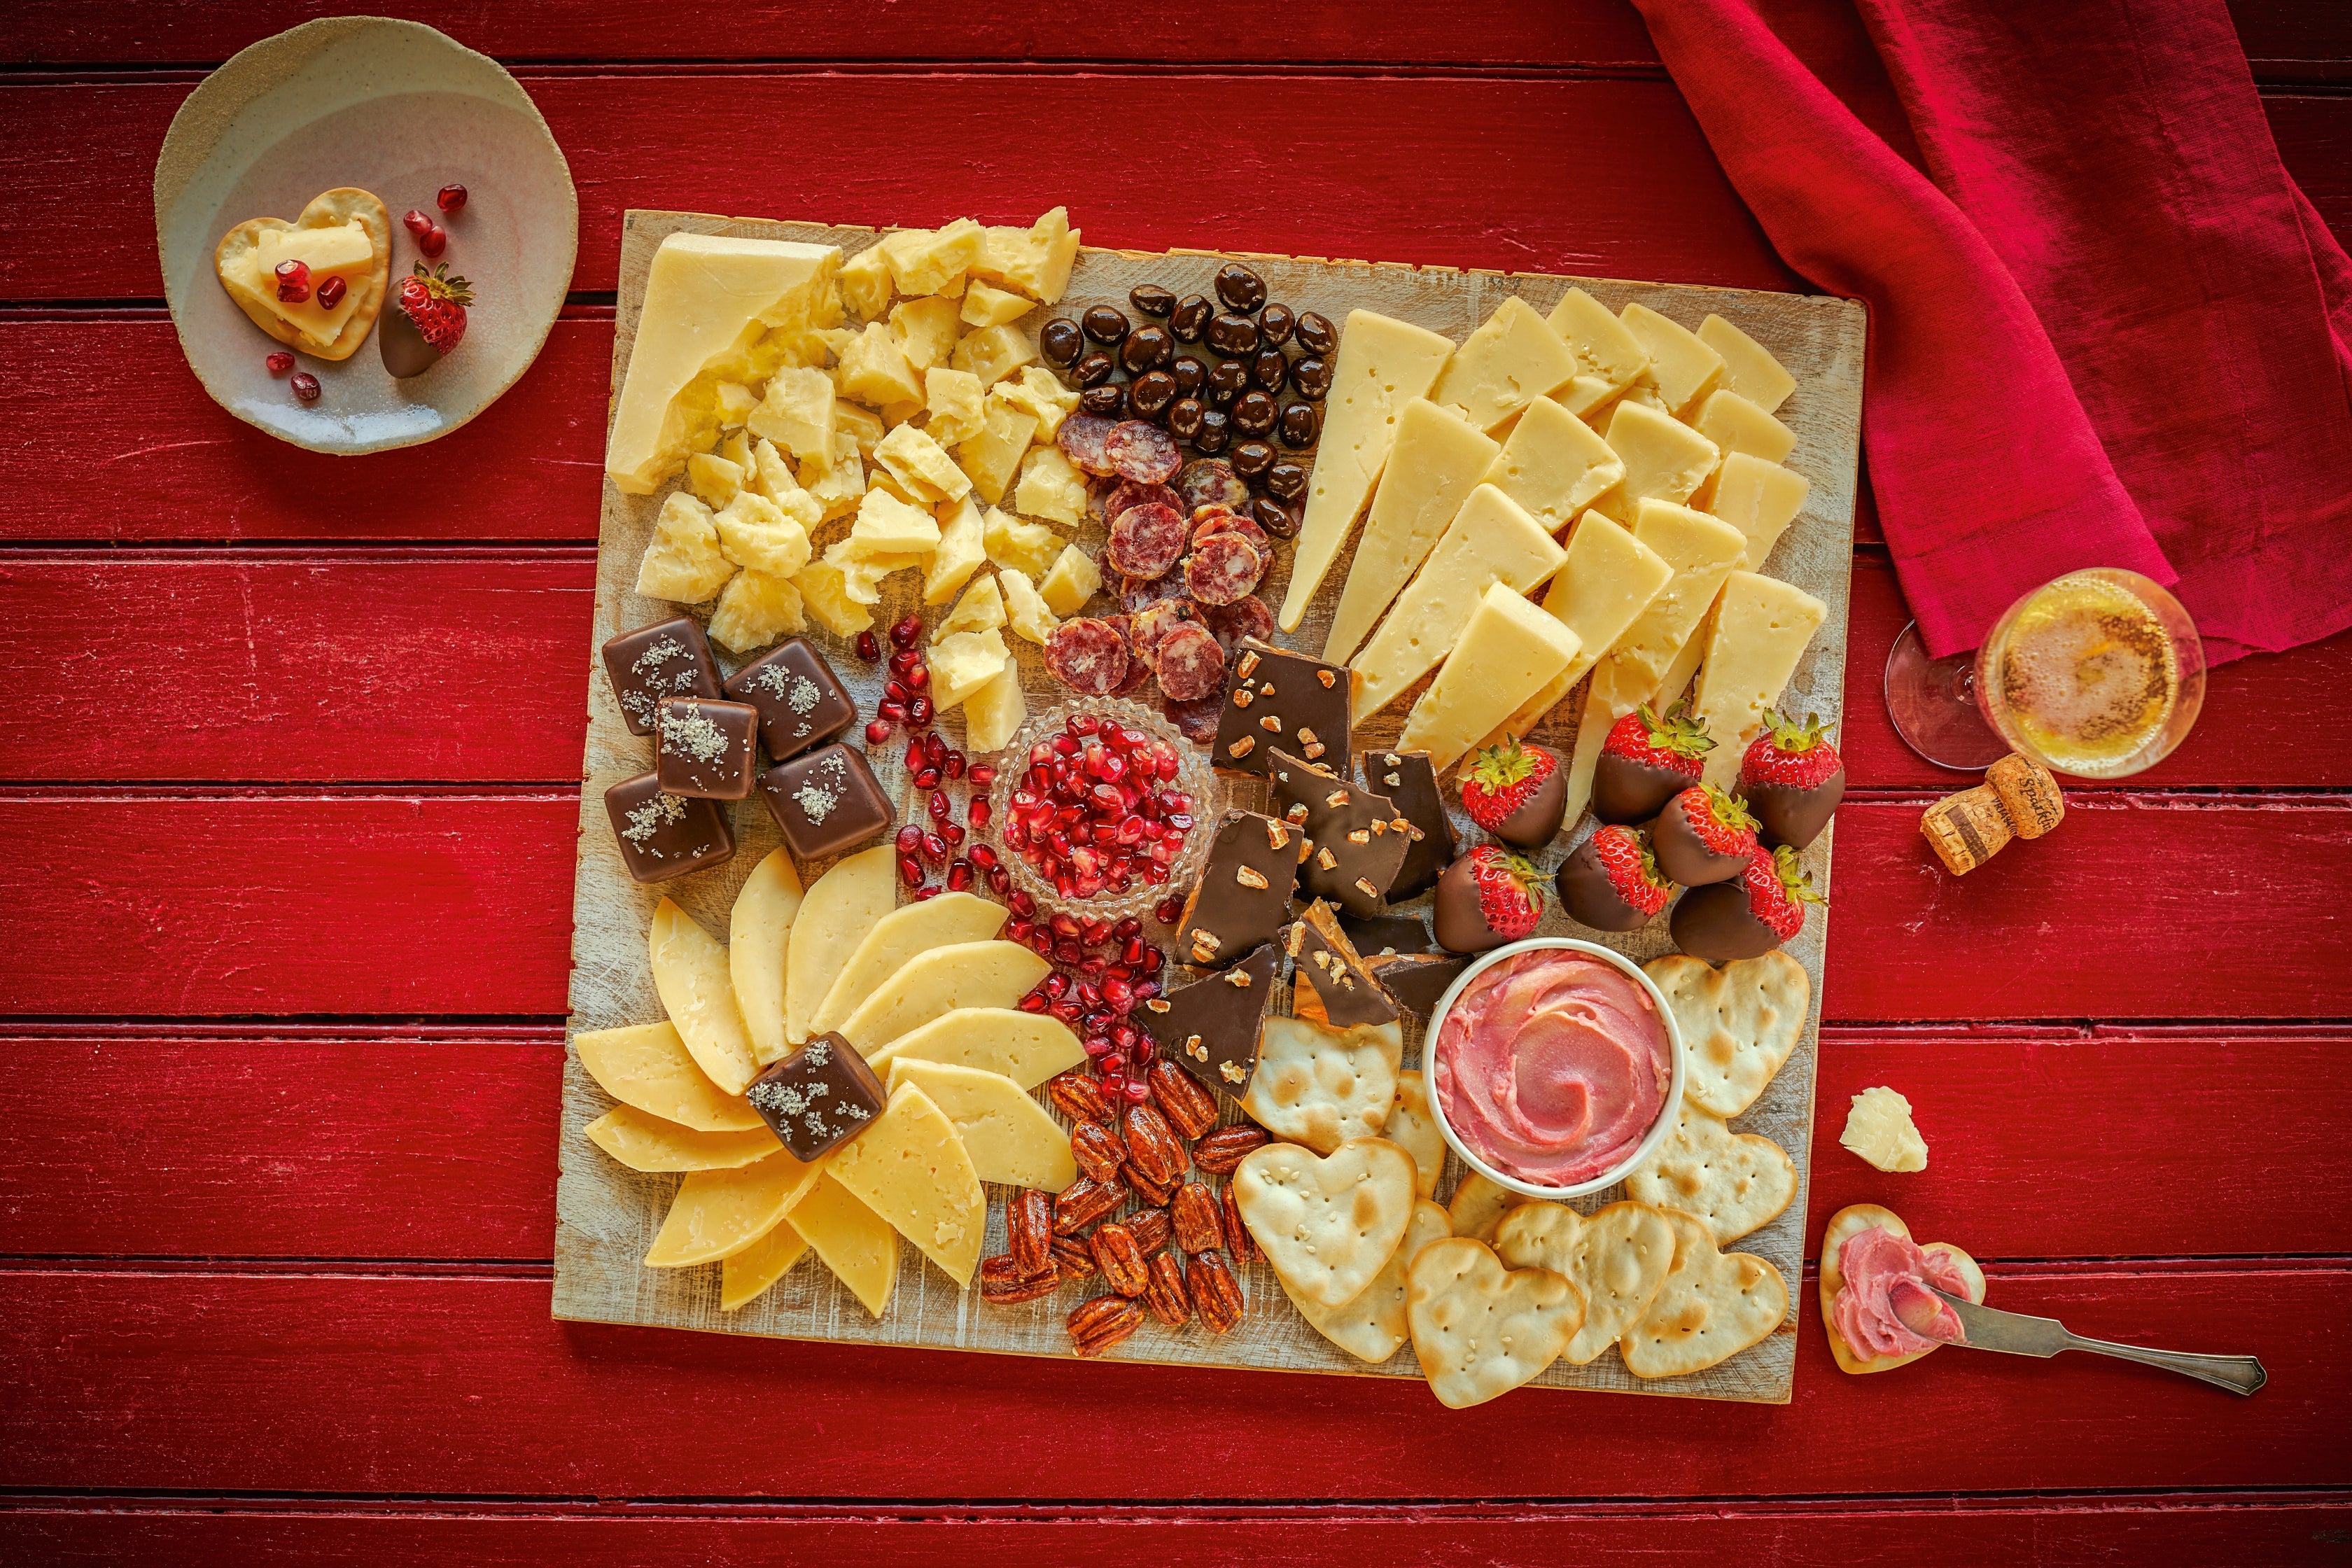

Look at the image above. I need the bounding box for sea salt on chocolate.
[758,741,893,861]
[654,696,760,799]
[603,770,735,883]
[723,636,858,762]
[601,616,722,737]
[745,1030,884,1161]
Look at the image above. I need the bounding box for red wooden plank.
[2235,1,2352,83]
[0,1266,2338,1497]
[2269,94,2352,241]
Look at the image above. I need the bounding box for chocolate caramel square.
[758,742,893,862]
[601,616,722,737]
[723,636,858,762]
[746,1031,884,1161]
[604,771,736,883]
[654,696,760,800]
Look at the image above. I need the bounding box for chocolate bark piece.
[758,742,894,861]
[1212,638,1350,778]
[1363,748,1455,899]
[1341,913,1436,957]
[1176,810,1303,968]
[1140,941,1279,1098]
[602,615,722,737]
[724,636,858,762]
[654,696,760,800]
[1286,900,1399,1030]
[1268,748,1411,919]
[1362,951,1469,1018]
[745,1031,884,1161]
[604,771,736,883]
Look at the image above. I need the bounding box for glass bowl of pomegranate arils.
[987,696,1222,932]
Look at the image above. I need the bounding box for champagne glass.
[1884,568,2204,779]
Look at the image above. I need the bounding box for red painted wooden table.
[4,6,2348,1562]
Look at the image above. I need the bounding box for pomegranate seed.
[1049,1000,1084,1027]
[923,733,948,766]
[969,764,998,788]
[886,680,911,704]
[913,885,941,902]
[865,718,892,743]
[986,865,1011,895]
[403,209,435,239]
[437,183,468,214]
[1104,975,1135,1012]
[941,822,965,847]
[967,797,992,831]
[1018,990,1049,1014]
[1082,919,1112,948]
[1121,1079,1151,1104]
[1006,919,1034,946]
[948,859,975,892]
[1049,913,1082,940]
[909,766,937,791]
[1112,917,1142,942]
[420,225,447,258]
[265,351,295,374]
[1078,956,1108,981]
[906,662,930,691]
[944,752,966,780]
[880,699,909,723]
[1082,1035,1114,1059]
[927,792,952,823]
[1141,948,1165,978]
[1135,977,1163,1002]
[888,614,921,648]
[896,825,923,853]
[1101,1058,1126,1085]
[969,842,1000,872]
[1033,927,1062,958]
[1052,734,1080,757]
[274,260,311,302]
[1153,895,1184,925]
[921,832,948,864]
[1081,1009,1112,1037]
[909,695,933,725]
[897,854,923,888]
[1054,939,1085,966]
[290,372,320,402]
[900,739,923,771]
[316,274,347,309]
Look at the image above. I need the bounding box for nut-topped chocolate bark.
[1287,899,1399,1030]
[1139,939,1280,1097]
[1361,748,1455,899]
[1213,638,1350,778]
[1175,809,1304,967]
[1268,747,1410,918]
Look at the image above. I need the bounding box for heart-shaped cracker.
[1818,1203,1985,1376]
[1406,1237,1584,1408]
[1645,951,1807,1118]
[1495,1199,1676,1365]
[214,186,393,361]
[1625,1100,1795,1245]
[1283,1198,1452,1363]
[1233,1136,1416,1309]
[1241,1015,1400,1154]
[1618,1205,1788,1378]
[1385,1069,1446,1198]
[1446,1170,1523,1245]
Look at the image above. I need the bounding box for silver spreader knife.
[1927,1287,2267,1396]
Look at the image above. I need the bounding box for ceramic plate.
[154,16,577,455]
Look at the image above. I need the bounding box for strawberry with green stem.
[1670,844,1822,960]
[1740,708,1846,850]
[1434,846,1546,955]
[1594,701,1714,825]
[1651,783,1759,887]
[1461,736,1567,850]
[381,261,473,377]
[1556,823,1674,932]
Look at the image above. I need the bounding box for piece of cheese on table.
[784,1171,899,1317]
[969,206,1081,304]
[634,492,736,604]
[864,1007,1087,1088]
[1349,484,1566,720]
[794,559,872,636]
[228,220,377,349]
[1548,287,1651,396]
[960,280,1035,329]
[836,323,925,410]
[719,1214,809,1311]
[643,1149,822,1267]
[923,368,986,449]
[984,507,1063,578]
[715,388,758,434]
[607,235,843,495]
[1479,394,1626,535]
[924,496,988,605]
[888,295,963,373]
[865,469,922,509]
[838,940,1053,1058]
[648,898,760,1096]
[826,1082,986,1288]
[1040,542,1102,615]
[1396,582,1582,771]
[713,490,816,577]
[1280,309,1459,631]
[750,438,800,502]
[1693,570,1828,788]
[929,629,1013,713]
[841,487,944,561]
[1000,567,1060,645]
[1618,302,1725,416]
[1697,314,1795,415]
[1322,399,1501,664]
[1584,381,1670,437]
[878,219,982,298]
[685,451,743,509]
[834,400,886,463]
[1485,509,1675,747]
[936,572,1008,638]
[748,365,836,468]
[1707,453,1811,573]
[587,1105,782,1172]
[812,890,1010,1037]
[957,397,1039,505]
[995,366,1082,441]
[1014,445,1088,526]
[1553,374,1619,419]
[799,431,864,522]
[951,323,1040,388]
[1429,295,1578,434]
[872,424,972,504]
[730,848,804,1065]
[885,1058,1079,1191]
[574,1021,764,1133]
[783,845,897,1043]
[1592,400,1721,524]
[961,658,1027,754]
[1691,388,1796,470]
[839,244,892,320]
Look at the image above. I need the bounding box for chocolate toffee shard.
[1287,899,1399,1030]
[1176,810,1303,968]
[603,770,736,883]
[758,742,894,861]
[601,615,722,737]
[1363,951,1468,1018]
[724,636,858,763]
[1342,912,1436,957]
[1364,748,1455,899]
[1213,638,1351,778]
[654,696,760,800]
[1268,748,1410,919]
[745,1030,884,1161]
[1140,941,1280,1098]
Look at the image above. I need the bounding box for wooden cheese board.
[553,209,1865,1404]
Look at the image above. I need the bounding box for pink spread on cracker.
[1432,949,1672,1186]
[1832,1226,1970,1358]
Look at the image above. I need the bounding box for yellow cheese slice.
[1693,570,1829,789]
[720,1213,809,1311]
[608,234,844,496]
[1547,288,1650,395]
[838,941,1053,1058]
[573,1021,764,1133]
[1617,302,1725,416]
[1280,309,1458,631]
[643,1149,822,1267]
[1691,388,1796,469]
[924,496,989,605]
[1349,484,1566,720]
[1707,452,1812,570]
[962,658,1028,754]
[1479,394,1628,536]
[826,1082,986,1288]
[1485,509,1675,748]
[730,848,804,1066]
[863,1006,1087,1088]
[243,221,376,348]
[812,891,1009,1036]
[1396,582,1581,771]
[1322,399,1501,664]
[784,846,898,1044]
[1697,314,1795,415]
[648,898,760,1096]
[930,629,1012,712]
[1592,401,1721,525]
[885,1058,1079,1191]
[785,1170,899,1317]
[585,1105,782,1172]
[1429,295,1578,433]
[1039,543,1102,617]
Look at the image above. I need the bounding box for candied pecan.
[1123,1102,1187,1186]
[1126,1162,1180,1206]
[1089,1222,1150,1296]
[1191,1124,1269,1176]
[1222,1183,1257,1264]
[1054,1175,1126,1235]
[1007,1189,1054,1277]
[980,1252,1060,1306]
[1046,1070,1115,1124]
[1143,1250,1192,1328]
[1124,1206,1173,1256]
[1170,1181,1225,1254]
[1070,1120,1126,1184]
[1147,1059,1219,1140]
[1068,1293,1146,1357]
[1189,1249,1245,1333]
[1052,1233,1097,1284]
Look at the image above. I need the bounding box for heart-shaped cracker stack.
[1494,1199,1677,1365]
[1818,1203,1986,1376]
[214,188,393,360]
[1618,1205,1788,1378]
[1625,1100,1796,1245]
[1283,1198,1452,1363]
[1446,1171,1522,1245]
[1645,952,1808,1118]
[1406,1237,1585,1408]
[1241,1015,1401,1154]
[1233,1136,1417,1309]
[1385,1069,1446,1198]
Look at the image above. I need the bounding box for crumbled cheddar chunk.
[835,323,925,410]
[1840,1086,1928,1173]
[926,497,988,605]
[969,207,1080,304]
[960,280,1035,330]
[634,493,738,604]
[686,451,745,509]
[1014,445,1086,526]
[714,382,758,428]
[935,572,1007,639]
[833,400,886,463]
[949,323,1038,388]
[796,558,872,636]
[839,246,893,320]
[708,570,805,652]
[1038,542,1101,616]
[844,487,944,560]
[983,505,1063,579]
[960,657,1026,753]
[999,566,1059,645]
[889,295,963,374]
[879,218,983,299]
[929,629,1011,711]
[747,366,836,468]
[713,489,816,578]
[924,368,986,449]
[994,365,1082,441]
[957,398,1039,505]
[874,423,974,505]
[799,430,865,522]
[749,438,800,500]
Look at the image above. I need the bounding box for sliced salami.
[1175,457,1251,516]
[1161,692,1224,745]
[1110,645,1154,696]
[1058,414,1118,477]
[1184,533,1267,606]
[1116,571,1182,615]
[1191,510,1272,556]
[1105,501,1188,580]
[1045,617,1131,696]
[1103,420,1182,484]
[1105,479,1182,527]
[1201,593,1275,652]
[1126,595,1200,670]
[1154,622,1228,704]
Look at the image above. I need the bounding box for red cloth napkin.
[1630,0,2352,664]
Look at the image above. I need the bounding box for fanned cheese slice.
[885,1058,1079,1191]
[1617,302,1724,416]
[1396,581,1581,771]
[730,849,804,1067]
[826,1082,986,1288]
[1484,510,1674,749]
[837,941,1052,1058]
[1349,485,1564,720]
[1697,314,1795,415]
[1592,400,1720,525]
[1707,452,1810,570]
[585,1105,781,1171]
[785,846,897,1044]
[1429,295,1577,433]
[1479,395,1625,536]
[1548,288,1650,394]
[649,898,759,1096]
[1692,571,1828,789]
[785,1170,899,1317]
[720,1214,809,1310]
[574,1021,763,1133]
[811,890,1008,1036]
[1322,399,1501,664]
[643,1150,822,1267]
[863,1006,1086,1088]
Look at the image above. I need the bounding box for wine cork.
[1920,784,2015,875]
[1987,753,2064,839]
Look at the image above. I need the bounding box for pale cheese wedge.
[935,571,1008,639]
[720,1214,809,1310]
[1618,302,1724,416]
[930,628,1011,711]
[1697,314,1795,415]
[785,1170,899,1317]
[1398,582,1581,771]
[1707,452,1811,570]
[812,890,1009,1036]
[838,940,1053,1058]
[585,1105,782,1172]
[1691,388,1796,470]
[784,845,897,1044]
[1429,295,1578,433]
[1693,571,1828,789]
[649,898,760,1096]
[643,1149,822,1267]
[826,1082,986,1289]
[956,397,1037,505]
[863,1007,1086,1088]
[1547,288,1650,396]
[885,1058,1079,1191]
[1479,394,1626,536]
[730,848,804,1066]
[1322,399,1501,664]
[1592,400,1720,525]
[960,657,1027,755]
[574,1021,764,1133]
[1485,510,1674,748]
[925,495,988,605]
[1039,542,1102,617]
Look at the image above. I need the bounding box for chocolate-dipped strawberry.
[1461,736,1566,850]
[1556,824,1674,933]
[380,261,471,377]
[1740,709,1846,850]
[1650,783,1760,887]
[1433,846,1546,955]
[1670,844,1821,960]
[1593,702,1713,825]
